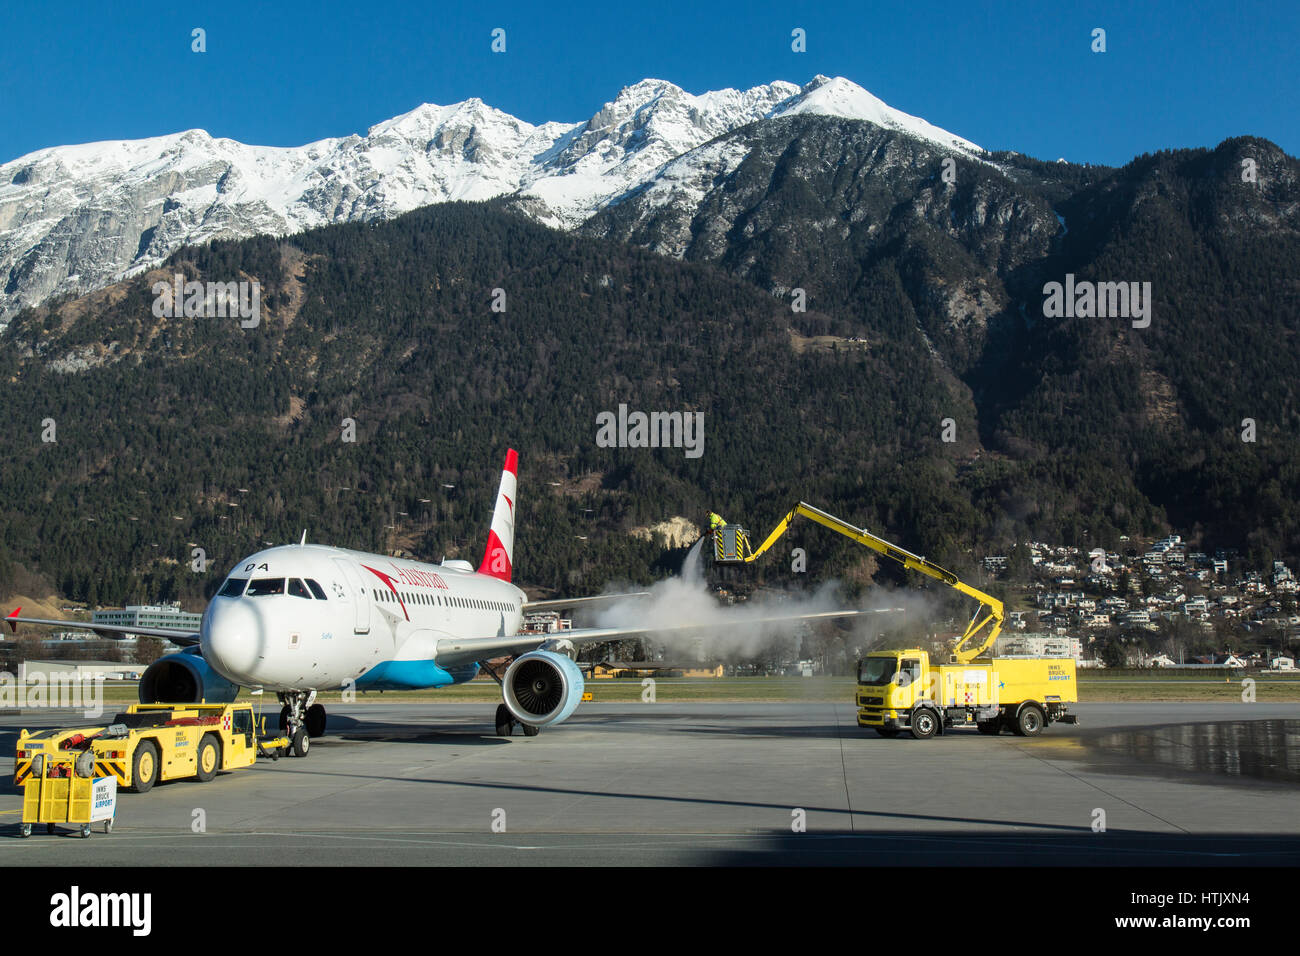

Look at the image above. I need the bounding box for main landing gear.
[277,690,325,757]
[494,703,540,738]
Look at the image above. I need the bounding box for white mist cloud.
[587,539,943,660]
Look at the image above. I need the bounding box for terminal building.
[91,603,201,637]
[18,659,145,681]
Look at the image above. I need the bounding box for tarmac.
[0,701,1297,866]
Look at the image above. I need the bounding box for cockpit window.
[246,578,286,597]
[218,577,248,598]
[288,578,312,600]
[305,579,327,600]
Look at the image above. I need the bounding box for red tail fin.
[478,449,517,581]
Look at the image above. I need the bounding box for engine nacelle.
[139,647,240,704]
[502,650,585,728]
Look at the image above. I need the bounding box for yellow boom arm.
[739,501,1003,662]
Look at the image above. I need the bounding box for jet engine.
[502,650,585,727]
[139,647,240,704]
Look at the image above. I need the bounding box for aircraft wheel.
[494,704,513,737]
[291,728,310,757]
[521,723,541,737]
[278,705,290,731]
[19,823,31,838]
[305,704,327,738]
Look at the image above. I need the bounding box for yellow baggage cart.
[17,752,116,838]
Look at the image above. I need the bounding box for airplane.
[5,449,871,755]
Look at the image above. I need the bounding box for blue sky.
[1,0,1295,167]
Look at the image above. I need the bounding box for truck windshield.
[858,658,898,685]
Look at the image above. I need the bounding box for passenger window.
[306,579,328,600]
[288,579,312,599]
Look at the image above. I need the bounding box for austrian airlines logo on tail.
[479,449,517,581]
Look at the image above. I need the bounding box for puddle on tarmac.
[1069,720,1300,786]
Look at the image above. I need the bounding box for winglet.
[478,449,517,581]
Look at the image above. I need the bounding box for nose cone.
[202,599,265,683]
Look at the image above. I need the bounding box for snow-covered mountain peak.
[771,74,981,153]
[0,76,984,320]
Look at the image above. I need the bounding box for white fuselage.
[202,544,526,691]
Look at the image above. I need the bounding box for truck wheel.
[195,734,220,782]
[291,728,310,757]
[19,823,31,838]
[130,740,159,793]
[910,709,939,740]
[80,824,91,839]
[494,704,513,737]
[1014,704,1045,737]
[976,720,1000,735]
[875,727,899,738]
[305,704,327,738]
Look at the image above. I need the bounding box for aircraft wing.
[4,608,201,647]
[522,592,650,614]
[434,607,889,667]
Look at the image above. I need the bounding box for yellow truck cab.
[856,649,1078,739]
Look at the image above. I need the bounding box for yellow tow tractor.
[14,702,295,830]
[713,501,1078,739]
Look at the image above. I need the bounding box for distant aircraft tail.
[478,449,517,581]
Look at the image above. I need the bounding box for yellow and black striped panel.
[13,759,32,785]
[94,760,128,784]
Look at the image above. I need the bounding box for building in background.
[91,602,200,637]
[19,659,144,681]
[993,634,1082,659]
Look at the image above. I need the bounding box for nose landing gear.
[277,690,326,756]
